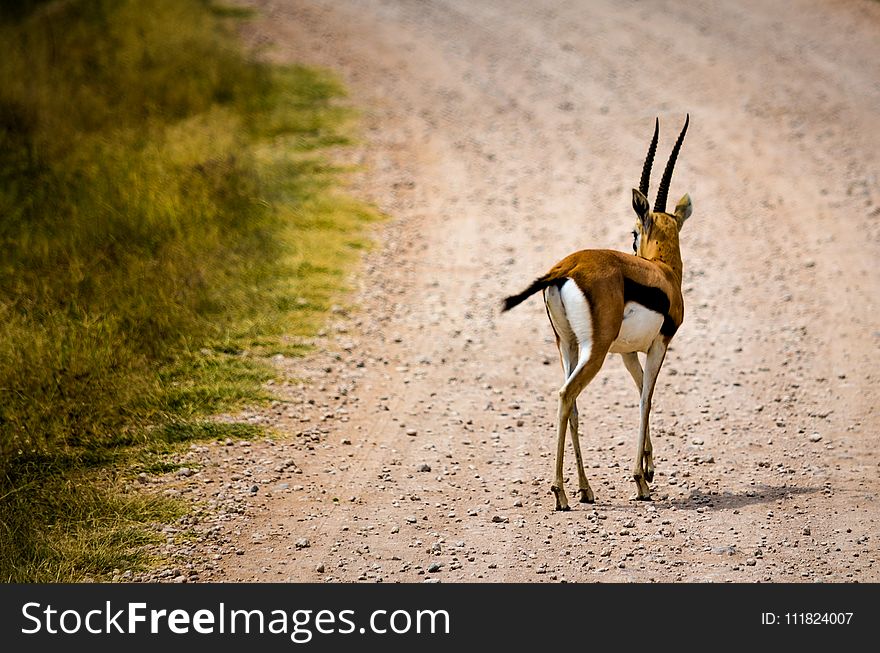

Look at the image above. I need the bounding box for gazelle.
[502,116,691,510]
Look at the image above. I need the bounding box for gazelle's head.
[630,116,692,271]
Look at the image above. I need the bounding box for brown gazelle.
[502,116,692,510]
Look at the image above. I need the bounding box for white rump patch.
[609,301,664,354]
[544,278,593,367]
[559,280,593,355]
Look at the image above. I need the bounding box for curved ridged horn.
[639,118,659,197]
[654,114,689,213]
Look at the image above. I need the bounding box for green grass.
[0,0,379,581]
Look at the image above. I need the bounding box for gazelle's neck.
[646,248,683,288]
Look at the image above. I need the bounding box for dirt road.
[146,0,880,583]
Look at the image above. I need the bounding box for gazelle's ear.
[674,193,692,229]
[632,188,652,230]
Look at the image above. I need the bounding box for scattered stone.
[177,468,193,477]
[427,563,441,573]
[295,538,310,549]
[711,546,736,555]
[249,485,259,494]
[809,434,822,442]
[623,519,635,529]
[315,563,325,573]
[491,515,509,523]
[342,438,352,445]
[391,526,400,534]
[746,558,757,566]
[417,463,432,472]
[691,438,704,445]
[803,527,811,536]
[406,429,418,436]
[513,499,523,507]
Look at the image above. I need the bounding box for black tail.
[501,275,558,312]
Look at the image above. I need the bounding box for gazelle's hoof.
[632,474,651,500]
[579,488,595,503]
[642,453,654,482]
[551,485,570,511]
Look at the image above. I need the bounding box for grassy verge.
[0,0,378,581]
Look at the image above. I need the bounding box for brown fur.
[541,247,684,344]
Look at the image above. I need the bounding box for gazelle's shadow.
[660,484,820,511]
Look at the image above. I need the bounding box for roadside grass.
[0,0,378,581]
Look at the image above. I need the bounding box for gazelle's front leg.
[621,352,653,482]
[632,339,667,500]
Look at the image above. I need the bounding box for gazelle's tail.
[501,274,559,312]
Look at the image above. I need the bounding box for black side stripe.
[623,277,679,337]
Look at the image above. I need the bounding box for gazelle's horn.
[639,118,659,197]
[654,114,689,213]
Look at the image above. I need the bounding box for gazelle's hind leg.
[555,343,609,509]
[567,342,593,503]
[545,284,583,510]
[621,352,653,482]
[631,339,668,500]
[545,280,605,510]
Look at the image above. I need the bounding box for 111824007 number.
[786,613,853,625]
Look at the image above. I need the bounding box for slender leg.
[569,344,593,503]
[632,340,667,500]
[553,345,609,510]
[621,353,653,481]
[550,331,575,511]
[544,281,609,510]
[552,392,573,511]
